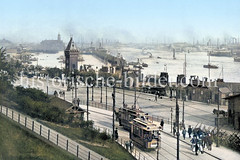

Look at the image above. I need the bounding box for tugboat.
[203,64,218,69]
[203,51,218,69]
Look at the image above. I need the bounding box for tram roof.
[120,107,144,113]
[132,118,160,131]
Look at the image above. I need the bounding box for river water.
[113,47,240,83]
[30,47,240,83]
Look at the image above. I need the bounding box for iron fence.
[0,105,107,160]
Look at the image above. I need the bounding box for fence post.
[88,151,90,160]
[77,145,79,158]
[32,121,34,131]
[57,134,59,145]
[48,129,50,140]
[66,140,68,151]
[18,114,20,123]
[40,125,42,136]
[25,117,27,127]
[12,110,14,119]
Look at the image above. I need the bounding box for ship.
[210,49,232,57]
[234,57,240,62]
[203,64,218,69]
[203,51,218,69]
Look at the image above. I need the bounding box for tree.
[0,47,17,82]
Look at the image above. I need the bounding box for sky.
[0,0,240,43]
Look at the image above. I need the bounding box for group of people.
[172,124,213,156]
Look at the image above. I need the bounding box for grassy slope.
[0,115,76,160]
[43,122,135,160]
[1,94,134,160]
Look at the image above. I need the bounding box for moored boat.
[203,64,218,69]
[234,57,240,62]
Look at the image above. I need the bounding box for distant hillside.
[0,38,12,44]
[0,115,75,160]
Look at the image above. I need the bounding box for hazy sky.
[1,0,240,43]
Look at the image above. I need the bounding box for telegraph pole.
[92,86,94,101]
[133,73,137,109]
[106,85,108,110]
[171,107,173,133]
[87,86,89,123]
[122,60,125,108]
[217,87,220,147]
[112,84,116,141]
[72,87,74,102]
[100,85,102,103]
[47,75,49,96]
[157,130,161,160]
[74,73,77,100]
[176,89,180,160]
[182,97,185,128]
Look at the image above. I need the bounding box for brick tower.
[65,37,79,76]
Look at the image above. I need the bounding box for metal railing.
[0,105,107,160]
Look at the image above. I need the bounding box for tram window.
[152,131,159,138]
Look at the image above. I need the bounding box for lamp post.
[47,74,49,96]
[100,85,102,103]
[216,87,220,147]
[71,86,74,102]
[112,84,116,141]
[157,129,161,160]
[106,85,108,110]
[182,91,186,128]
[87,86,89,123]
[92,85,94,101]
[176,89,180,160]
[171,107,173,133]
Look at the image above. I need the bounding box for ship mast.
[183,53,187,77]
[222,65,224,80]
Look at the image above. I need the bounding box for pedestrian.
[195,138,199,155]
[77,98,80,107]
[155,94,158,101]
[173,126,176,136]
[54,90,58,97]
[182,128,186,140]
[115,128,118,140]
[160,119,164,130]
[188,125,192,138]
[129,140,133,152]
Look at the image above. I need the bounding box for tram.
[130,118,161,149]
[118,106,152,131]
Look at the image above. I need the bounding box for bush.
[79,120,94,128]
[99,132,110,141]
